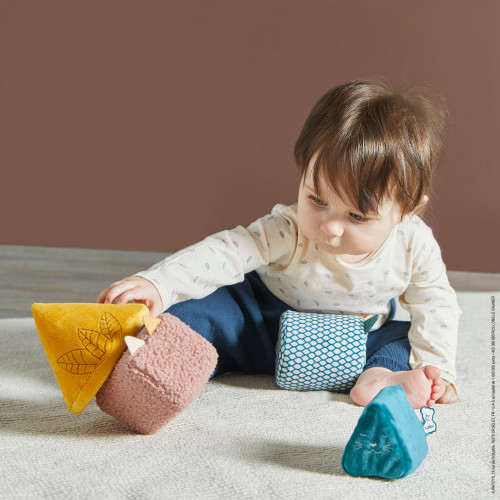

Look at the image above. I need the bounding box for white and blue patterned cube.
[276,311,377,392]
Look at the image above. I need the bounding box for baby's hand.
[97,276,164,317]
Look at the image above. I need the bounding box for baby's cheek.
[297,212,316,240]
[358,227,390,251]
[346,232,375,253]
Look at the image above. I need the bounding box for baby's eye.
[349,212,367,222]
[309,195,327,207]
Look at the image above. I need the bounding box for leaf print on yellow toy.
[79,328,110,358]
[57,312,123,375]
[57,349,99,374]
[32,303,149,414]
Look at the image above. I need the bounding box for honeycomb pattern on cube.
[276,311,368,392]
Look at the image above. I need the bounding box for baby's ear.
[414,195,429,213]
[404,195,429,221]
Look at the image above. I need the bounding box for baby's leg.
[169,271,290,376]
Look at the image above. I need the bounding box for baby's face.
[297,169,404,263]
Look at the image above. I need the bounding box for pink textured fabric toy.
[96,313,218,434]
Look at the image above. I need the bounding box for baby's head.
[294,79,448,219]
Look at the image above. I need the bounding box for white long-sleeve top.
[136,204,461,386]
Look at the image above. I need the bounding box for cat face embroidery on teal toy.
[353,428,393,457]
[342,385,429,480]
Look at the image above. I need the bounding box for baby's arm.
[400,224,461,401]
[97,276,164,317]
[97,204,296,316]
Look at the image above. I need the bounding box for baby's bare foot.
[435,383,458,404]
[350,365,444,409]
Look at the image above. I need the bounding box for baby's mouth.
[320,240,340,251]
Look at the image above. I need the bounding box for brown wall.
[1,1,499,272]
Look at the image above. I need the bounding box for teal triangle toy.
[342,385,429,479]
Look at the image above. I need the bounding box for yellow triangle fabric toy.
[32,303,149,414]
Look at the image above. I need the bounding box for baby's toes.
[436,384,458,404]
[431,379,445,398]
[425,378,444,407]
[423,365,441,382]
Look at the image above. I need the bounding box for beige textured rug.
[0,292,498,499]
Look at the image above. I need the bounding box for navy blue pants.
[166,271,411,390]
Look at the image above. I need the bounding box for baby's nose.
[370,443,377,447]
[321,218,344,236]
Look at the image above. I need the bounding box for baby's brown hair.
[294,79,448,217]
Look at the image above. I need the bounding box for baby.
[97,79,461,409]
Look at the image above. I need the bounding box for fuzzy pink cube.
[96,313,218,434]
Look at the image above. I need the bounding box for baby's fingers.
[112,287,144,305]
[96,284,113,303]
[97,280,136,305]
